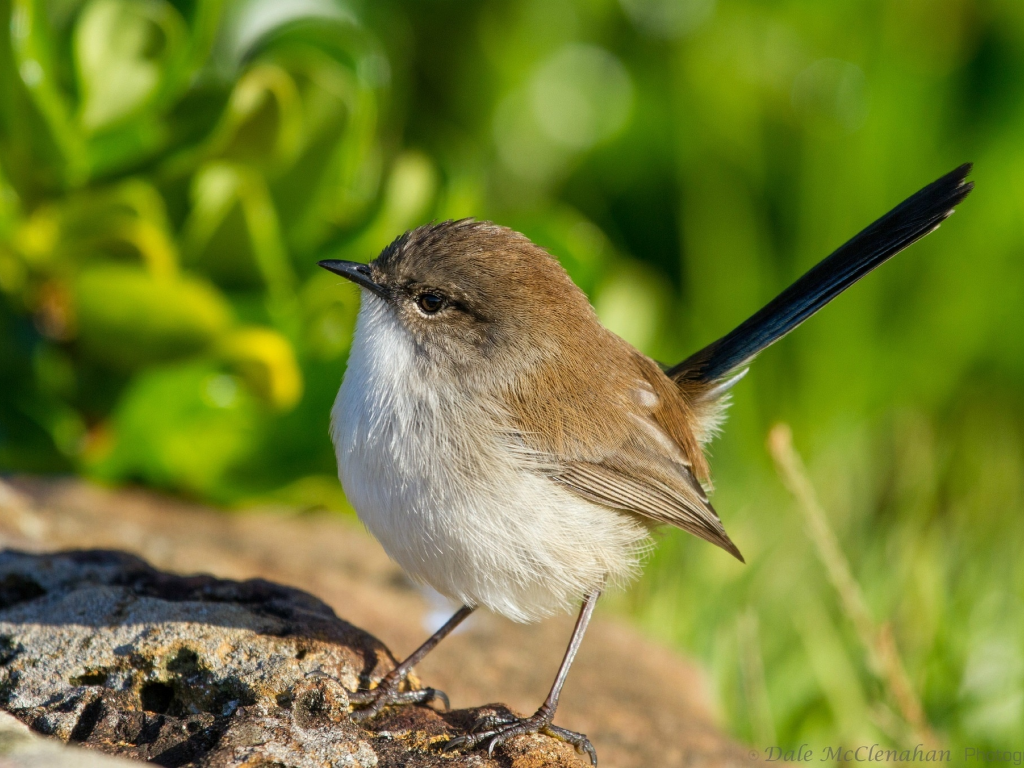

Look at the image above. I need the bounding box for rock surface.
[0,548,585,767]
[0,710,135,766]
[0,478,765,767]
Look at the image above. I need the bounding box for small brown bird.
[319,164,972,763]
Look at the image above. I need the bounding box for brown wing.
[553,447,743,561]
[505,339,744,562]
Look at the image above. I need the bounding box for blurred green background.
[1,0,1022,756]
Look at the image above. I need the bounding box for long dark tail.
[667,163,974,389]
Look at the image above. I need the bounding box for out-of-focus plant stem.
[768,423,939,752]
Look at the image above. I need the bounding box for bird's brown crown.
[366,219,601,369]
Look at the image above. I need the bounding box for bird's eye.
[417,292,444,314]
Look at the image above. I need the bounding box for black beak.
[318,260,388,299]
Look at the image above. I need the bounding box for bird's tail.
[668,163,974,395]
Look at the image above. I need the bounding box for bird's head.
[319,220,595,377]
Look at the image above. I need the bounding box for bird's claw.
[469,711,516,733]
[349,684,450,722]
[546,724,599,765]
[431,688,451,711]
[444,711,597,766]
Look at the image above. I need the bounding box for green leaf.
[74,0,187,133]
[86,360,260,496]
[182,161,297,314]
[10,0,88,185]
[73,264,231,368]
[217,325,303,410]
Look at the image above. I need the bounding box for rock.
[0,710,135,766]
[0,549,587,767]
[0,477,765,768]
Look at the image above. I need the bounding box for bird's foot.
[445,708,597,766]
[348,677,449,722]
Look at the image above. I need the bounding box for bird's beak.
[318,260,388,299]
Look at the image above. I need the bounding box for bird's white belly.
[331,299,650,622]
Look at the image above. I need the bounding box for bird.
[318,163,973,764]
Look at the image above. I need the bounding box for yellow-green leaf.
[217,326,303,410]
[74,0,186,132]
[74,264,231,367]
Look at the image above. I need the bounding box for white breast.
[331,295,650,622]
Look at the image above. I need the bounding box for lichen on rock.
[0,549,586,767]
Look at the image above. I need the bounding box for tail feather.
[668,163,974,388]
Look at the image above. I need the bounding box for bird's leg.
[350,604,475,721]
[444,590,600,766]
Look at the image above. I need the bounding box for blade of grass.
[767,423,939,750]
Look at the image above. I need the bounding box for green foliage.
[89,360,260,491]
[74,264,231,367]
[3,0,1024,756]
[0,0,401,499]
